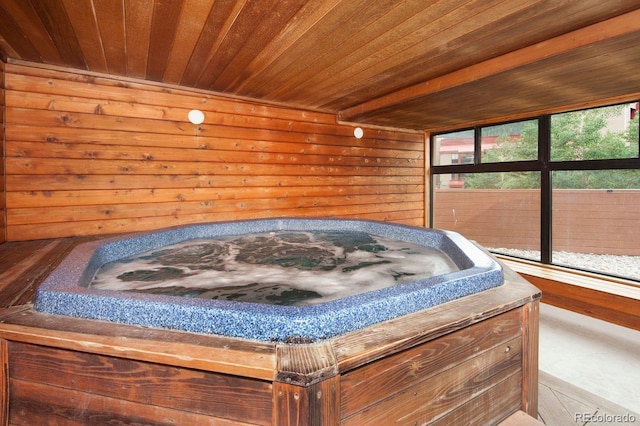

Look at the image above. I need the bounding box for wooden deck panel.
[0,237,97,309]
[537,372,640,426]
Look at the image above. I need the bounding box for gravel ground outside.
[488,248,640,282]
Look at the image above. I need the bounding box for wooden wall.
[3,63,425,242]
[0,60,5,244]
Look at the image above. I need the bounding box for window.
[551,104,638,162]
[433,129,474,166]
[431,101,640,282]
[481,120,538,163]
[432,172,541,261]
[551,170,640,280]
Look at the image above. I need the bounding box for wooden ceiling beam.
[339,9,640,124]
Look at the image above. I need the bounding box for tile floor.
[539,303,640,415]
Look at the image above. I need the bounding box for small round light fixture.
[353,127,364,139]
[188,109,205,125]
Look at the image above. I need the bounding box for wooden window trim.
[499,256,640,332]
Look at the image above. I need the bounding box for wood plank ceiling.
[1,0,640,131]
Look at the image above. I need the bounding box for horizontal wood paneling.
[341,336,522,424]
[519,272,640,332]
[9,341,273,425]
[340,308,522,418]
[1,1,639,131]
[9,379,254,425]
[0,59,5,244]
[431,373,523,426]
[3,63,425,241]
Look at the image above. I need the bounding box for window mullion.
[474,126,482,164]
[539,115,552,264]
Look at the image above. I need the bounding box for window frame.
[429,101,640,278]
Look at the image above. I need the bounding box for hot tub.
[34,218,503,342]
[2,218,540,424]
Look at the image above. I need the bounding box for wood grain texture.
[340,10,640,121]
[341,338,522,425]
[339,308,522,417]
[9,378,258,425]
[521,300,540,417]
[432,374,524,426]
[537,371,639,426]
[273,376,340,426]
[0,235,96,308]
[0,238,77,307]
[60,0,107,73]
[3,62,425,241]
[0,60,5,244]
[498,410,544,426]
[276,341,338,386]
[9,341,273,424]
[0,233,541,424]
[1,1,639,130]
[331,275,541,373]
[0,2,51,63]
[0,309,277,381]
[0,339,8,426]
[522,273,640,332]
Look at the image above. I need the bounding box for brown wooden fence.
[433,189,640,256]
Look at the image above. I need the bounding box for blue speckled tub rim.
[34,218,504,341]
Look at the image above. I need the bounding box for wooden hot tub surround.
[0,236,540,425]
